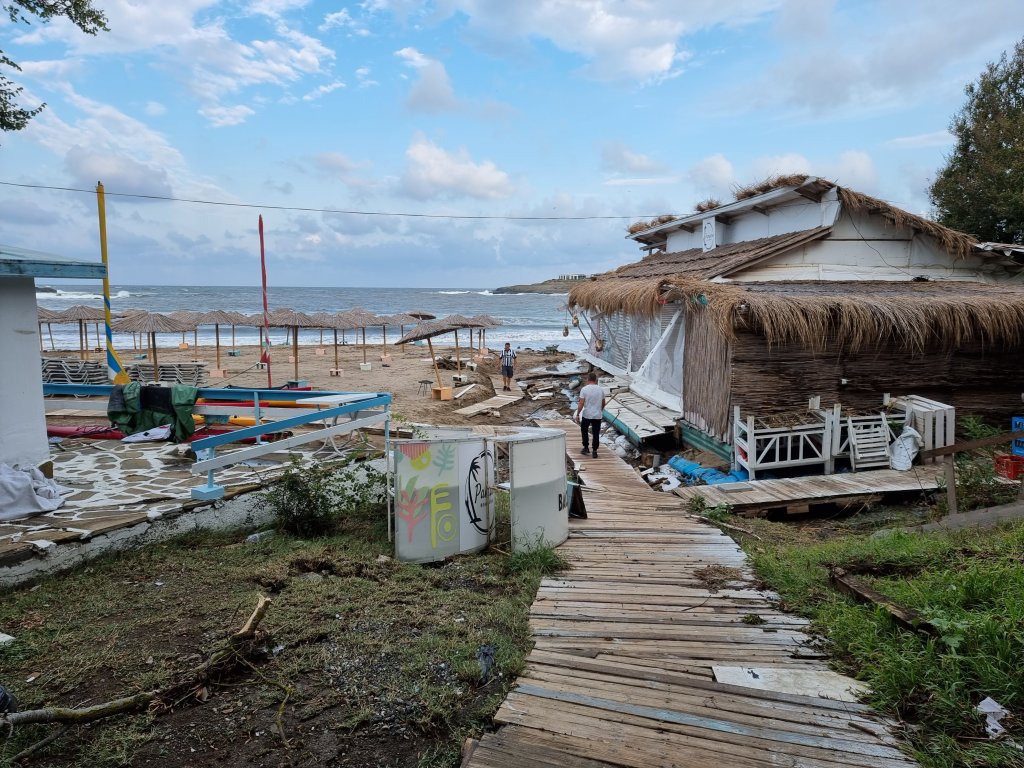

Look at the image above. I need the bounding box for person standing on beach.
[499,342,516,391]
[576,371,605,458]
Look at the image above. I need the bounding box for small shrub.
[262,458,340,537]
[505,540,568,576]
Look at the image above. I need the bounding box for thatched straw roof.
[111,311,191,334]
[406,309,437,320]
[732,173,813,201]
[37,307,60,321]
[386,312,421,326]
[659,279,1024,353]
[568,228,832,316]
[266,308,317,328]
[195,310,238,326]
[394,318,465,344]
[466,314,501,327]
[837,187,976,259]
[57,304,107,322]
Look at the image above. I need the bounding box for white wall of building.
[0,277,49,468]
[733,211,995,282]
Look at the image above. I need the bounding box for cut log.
[829,568,937,636]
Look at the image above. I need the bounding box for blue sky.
[1,0,1022,288]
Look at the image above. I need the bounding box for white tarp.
[631,310,684,412]
[0,464,74,522]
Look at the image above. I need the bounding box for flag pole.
[96,182,129,384]
[259,215,273,388]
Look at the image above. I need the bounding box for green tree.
[929,39,1024,244]
[1,1,108,134]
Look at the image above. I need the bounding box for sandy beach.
[44,341,577,427]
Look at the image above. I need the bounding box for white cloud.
[320,8,371,35]
[886,130,955,148]
[824,150,878,191]
[603,177,679,187]
[303,80,346,101]
[355,66,379,88]
[746,0,1024,114]
[398,136,513,200]
[749,152,812,180]
[395,47,459,112]
[63,145,174,197]
[601,141,662,174]
[199,104,256,127]
[250,0,311,18]
[311,152,359,176]
[144,101,167,116]
[688,154,736,195]
[420,1,780,82]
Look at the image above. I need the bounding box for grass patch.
[743,518,1024,767]
[0,473,555,767]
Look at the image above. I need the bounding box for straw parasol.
[309,311,359,371]
[466,314,501,352]
[196,309,239,370]
[344,307,384,364]
[170,310,202,350]
[110,311,190,369]
[386,312,420,350]
[266,308,318,381]
[56,305,108,360]
[393,318,468,390]
[37,307,59,352]
[406,309,436,320]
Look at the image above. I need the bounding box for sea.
[35,285,587,353]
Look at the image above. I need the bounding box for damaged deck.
[672,468,942,516]
[465,419,916,767]
[0,437,320,585]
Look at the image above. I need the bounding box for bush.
[261,458,340,537]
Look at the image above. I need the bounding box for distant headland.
[493,273,590,295]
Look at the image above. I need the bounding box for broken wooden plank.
[829,567,937,636]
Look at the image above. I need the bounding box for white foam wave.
[436,290,471,295]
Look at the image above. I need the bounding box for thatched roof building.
[569,176,1024,447]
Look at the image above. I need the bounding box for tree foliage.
[1,0,108,134]
[929,39,1024,244]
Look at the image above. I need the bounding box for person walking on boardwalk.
[499,342,516,391]
[576,371,605,458]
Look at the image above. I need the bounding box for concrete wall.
[0,277,49,468]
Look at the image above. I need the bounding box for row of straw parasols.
[38,306,500,382]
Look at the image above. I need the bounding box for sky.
[1,0,1022,288]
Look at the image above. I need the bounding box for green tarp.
[107,383,198,442]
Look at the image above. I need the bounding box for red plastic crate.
[995,453,1024,481]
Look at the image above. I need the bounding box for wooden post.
[292,325,299,381]
[427,337,442,388]
[454,329,461,372]
[215,324,222,370]
[151,331,158,369]
[333,328,339,370]
[944,454,958,514]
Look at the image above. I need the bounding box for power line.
[0,179,671,221]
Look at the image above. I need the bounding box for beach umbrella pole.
[151,332,158,371]
[79,320,86,360]
[215,324,221,369]
[333,328,339,370]
[427,337,442,389]
[293,325,299,381]
[362,328,367,364]
[455,330,461,372]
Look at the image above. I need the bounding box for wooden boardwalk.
[672,467,941,516]
[464,421,916,768]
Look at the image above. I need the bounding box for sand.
[49,341,577,427]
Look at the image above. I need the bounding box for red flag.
[259,215,272,387]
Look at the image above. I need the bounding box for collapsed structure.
[569,175,1024,462]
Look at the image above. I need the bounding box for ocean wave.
[435,290,471,294]
[37,289,133,301]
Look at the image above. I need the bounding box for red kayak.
[46,425,293,443]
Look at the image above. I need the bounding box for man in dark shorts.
[499,342,516,392]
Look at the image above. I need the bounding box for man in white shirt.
[575,371,605,458]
